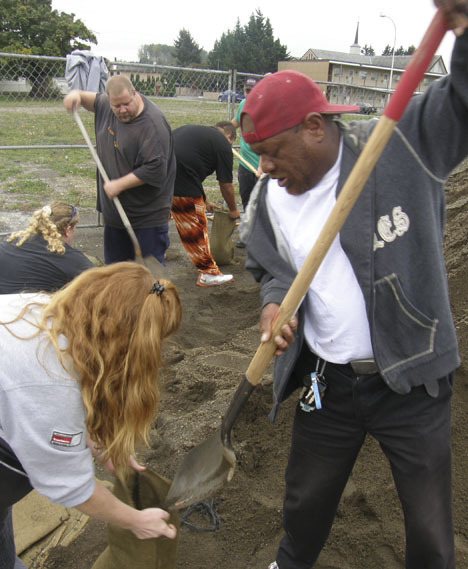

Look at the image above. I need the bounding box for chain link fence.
[0,52,263,105]
[0,52,263,234]
[0,52,68,101]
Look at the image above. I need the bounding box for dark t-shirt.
[94,94,176,228]
[0,235,93,294]
[173,125,233,198]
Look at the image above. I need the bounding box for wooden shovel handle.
[232,147,259,176]
[72,110,143,259]
[245,10,448,386]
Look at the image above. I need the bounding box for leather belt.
[349,358,379,375]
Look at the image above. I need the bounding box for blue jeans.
[276,358,454,569]
[104,224,170,265]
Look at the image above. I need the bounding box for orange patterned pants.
[171,196,221,275]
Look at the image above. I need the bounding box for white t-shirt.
[0,293,95,507]
[266,142,373,363]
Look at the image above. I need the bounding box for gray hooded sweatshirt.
[242,31,468,420]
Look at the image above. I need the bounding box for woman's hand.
[88,438,146,473]
[260,303,298,356]
[130,508,177,540]
[76,481,177,540]
[101,454,147,475]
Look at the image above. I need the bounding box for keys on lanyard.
[299,358,327,413]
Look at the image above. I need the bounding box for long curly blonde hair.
[5,262,182,476]
[7,202,79,254]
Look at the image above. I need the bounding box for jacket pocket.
[374,273,438,374]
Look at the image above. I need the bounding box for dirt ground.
[21,160,468,569]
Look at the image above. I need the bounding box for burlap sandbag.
[92,469,179,569]
[209,210,236,266]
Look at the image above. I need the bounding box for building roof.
[299,48,447,74]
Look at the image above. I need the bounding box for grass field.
[0,97,234,214]
[0,97,363,217]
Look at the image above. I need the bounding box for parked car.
[218,90,244,103]
[356,102,377,115]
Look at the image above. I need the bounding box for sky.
[51,0,456,68]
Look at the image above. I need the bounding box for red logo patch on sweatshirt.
[50,431,82,447]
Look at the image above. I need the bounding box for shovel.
[165,10,448,509]
[232,147,259,177]
[73,109,163,277]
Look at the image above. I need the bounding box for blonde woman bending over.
[0,262,182,569]
[0,202,93,294]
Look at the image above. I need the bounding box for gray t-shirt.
[0,294,95,507]
[94,93,176,229]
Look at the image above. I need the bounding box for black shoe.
[235,240,246,248]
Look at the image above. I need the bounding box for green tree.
[138,44,177,66]
[0,0,96,55]
[361,44,375,56]
[207,10,289,74]
[174,29,202,67]
[0,0,96,98]
[395,45,416,55]
[382,44,394,56]
[382,45,415,56]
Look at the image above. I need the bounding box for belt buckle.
[350,359,378,376]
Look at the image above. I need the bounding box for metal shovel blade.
[165,377,255,509]
[165,429,236,509]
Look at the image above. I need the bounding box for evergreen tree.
[174,29,202,67]
[207,10,289,74]
[395,45,416,55]
[382,44,394,56]
[361,44,375,56]
[382,44,416,56]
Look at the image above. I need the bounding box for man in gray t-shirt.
[64,76,176,264]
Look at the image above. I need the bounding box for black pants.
[276,361,454,569]
[0,439,33,569]
[103,224,169,265]
[0,508,27,569]
[237,164,257,211]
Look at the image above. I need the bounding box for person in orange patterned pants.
[171,122,240,287]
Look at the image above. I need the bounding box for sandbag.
[13,491,69,554]
[209,210,236,266]
[92,469,179,569]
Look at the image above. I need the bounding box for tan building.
[278,25,447,112]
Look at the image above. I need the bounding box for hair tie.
[150,281,165,296]
[42,205,52,216]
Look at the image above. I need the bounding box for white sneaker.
[268,563,279,569]
[196,273,234,287]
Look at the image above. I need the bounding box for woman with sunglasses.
[0,202,93,294]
